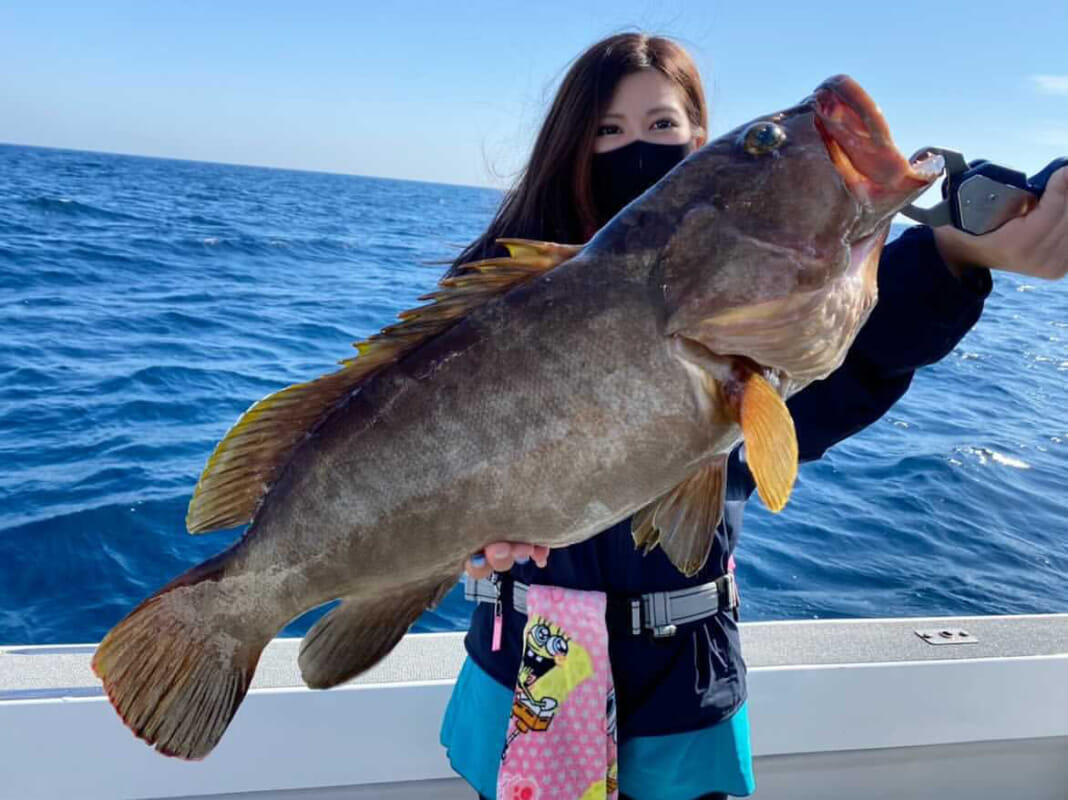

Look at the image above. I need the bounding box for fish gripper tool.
[901,148,1067,235]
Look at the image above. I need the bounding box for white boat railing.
[1,613,1065,800]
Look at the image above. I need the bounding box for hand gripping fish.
[93,76,943,759]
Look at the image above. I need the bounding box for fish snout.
[813,75,942,208]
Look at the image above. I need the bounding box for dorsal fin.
[185,239,583,534]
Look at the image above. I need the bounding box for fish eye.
[547,636,569,656]
[531,624,551,646]
[742,121,787,155]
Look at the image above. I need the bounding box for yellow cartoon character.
[505,615,593,751]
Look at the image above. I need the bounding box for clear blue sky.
[2,1,1066,189]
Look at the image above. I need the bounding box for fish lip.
[812,75,941,201]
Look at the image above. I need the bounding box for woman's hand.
[465,543,550,580]
[933,165,1068,281]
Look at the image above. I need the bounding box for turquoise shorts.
[440,657,755,800]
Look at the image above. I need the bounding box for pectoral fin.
[631,455,728,577]
[671,335,798,515]
[738,373,797,512]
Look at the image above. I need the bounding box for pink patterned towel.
[497,585,618,800]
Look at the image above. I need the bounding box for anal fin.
[298,575,455,689]
[631,455,728,577]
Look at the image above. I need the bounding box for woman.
[440,33,1068,800]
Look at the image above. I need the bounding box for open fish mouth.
[813,75,943,203]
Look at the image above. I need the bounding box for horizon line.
[0,140,502,193]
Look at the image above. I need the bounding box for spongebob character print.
[497,586,618,800]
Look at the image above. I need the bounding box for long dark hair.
[448,33,707,275]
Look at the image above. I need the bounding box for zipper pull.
[491,574,503,652]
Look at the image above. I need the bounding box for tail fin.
[92,553,271,760]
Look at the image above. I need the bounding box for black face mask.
[590,140,693,224]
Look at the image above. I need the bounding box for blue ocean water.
[0,143,1065,646]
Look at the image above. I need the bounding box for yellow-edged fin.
[631,503,660,554]
[631,454,728,577]
[740,373,797,513]
[185,239,582,535]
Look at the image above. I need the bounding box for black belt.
[464,573,739,638]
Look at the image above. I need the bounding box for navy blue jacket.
[465,226,992,739]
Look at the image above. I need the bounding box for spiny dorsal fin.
[185,239,583,534]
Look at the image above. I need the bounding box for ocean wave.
[184,233,359,258]
[114,231,364,262]
[0,220,42,236]
[0,365,64,394]
[952,445,1032,469]
[22,197,146,223]
[183,214,228,228]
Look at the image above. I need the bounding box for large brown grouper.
[93,75,943,759]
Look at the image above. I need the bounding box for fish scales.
[245,247,717,606]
